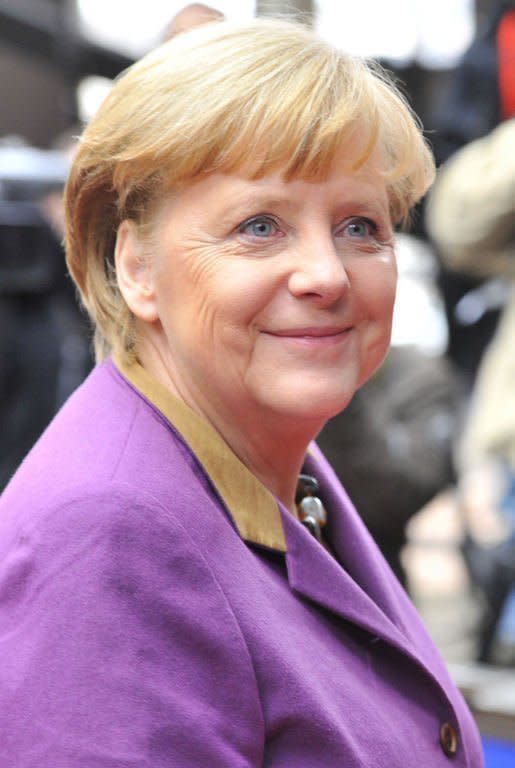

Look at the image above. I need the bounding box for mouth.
[265,326,351,339]
[263,326,353,348]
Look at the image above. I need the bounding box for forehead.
[154,150,390,234]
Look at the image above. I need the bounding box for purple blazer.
[0,359,483,766]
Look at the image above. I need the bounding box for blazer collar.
[113,356,287,552]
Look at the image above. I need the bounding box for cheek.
[356,256,397,324]
[156,255,280,347]
[153,245,223,322]
[354,260,397,387]
[376,273,397,323]
[205,261,284,331]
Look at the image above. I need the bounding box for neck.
[187,389,320,513]
[212,407,319,513]
[137,341,323,513]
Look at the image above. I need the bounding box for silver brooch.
[296,474,327,542]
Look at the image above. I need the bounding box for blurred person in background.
[427,1,515,663]
[0,17,483,766]
[430,0,515,383]
[426,115,515,664]
[0,137,91,491]
[318,344,462,587]
[162,2,225,41]
[0,165,61,490]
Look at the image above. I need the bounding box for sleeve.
[425,118,515,279]
[0,487,264,767]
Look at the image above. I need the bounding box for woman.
[0,18,483,767]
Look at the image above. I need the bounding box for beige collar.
[114,356,287,553]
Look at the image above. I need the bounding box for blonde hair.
[64,17,435,363]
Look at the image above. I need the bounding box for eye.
[337,217,377,238]
[238,215,281,238]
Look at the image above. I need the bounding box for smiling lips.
[265,326,352,344]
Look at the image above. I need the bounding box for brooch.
[295,474,327,542]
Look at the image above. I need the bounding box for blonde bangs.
[77,19,433,219]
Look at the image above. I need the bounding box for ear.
[115,219,159,323]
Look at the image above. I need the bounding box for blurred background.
[0,1,514,763]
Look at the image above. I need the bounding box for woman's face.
[130,149,397,427]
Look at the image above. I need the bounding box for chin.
[259,376,359,426]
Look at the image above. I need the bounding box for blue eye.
[343,218,375,238]
[239,216,278,238]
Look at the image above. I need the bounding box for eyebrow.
[222,193,389,219]
[337,200,391,221]
[228,192,299,214]
[212,193,299,230]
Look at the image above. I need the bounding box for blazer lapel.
[305,445,413,630]
[280,506,415,658]
[280,443,426,661]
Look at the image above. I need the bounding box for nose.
[288,234,350,306]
